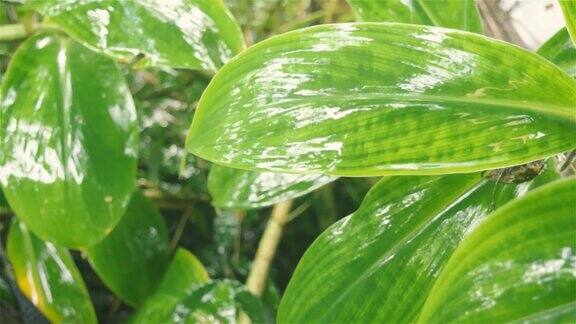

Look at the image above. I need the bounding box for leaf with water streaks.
[187,23,576,176]
[278,163,570,323]
[0,33,138,248]
[538,27,576,78]
[347,0,483,33]
[30,0,245,73]
[209,165,336,209]
[7,220,97,323]
[85,191,169,307]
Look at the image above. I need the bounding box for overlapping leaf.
[187,23,576,176]
[347,0,483,33]
[0,33,138,248]
[7,220,97,323]
[560,0,576,44]
[538,27,576,77]
[278,163,568,322]
[85,191,169,307]
[29,0,245,73]
[209,165,335,209]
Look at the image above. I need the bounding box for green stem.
[0,24,27,41]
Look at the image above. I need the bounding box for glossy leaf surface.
[133,248,209,321]
[187,23,576,176]
[538,27,576,77]
[30,0,245,73]
[418,177,576,322]
[209,165,336,209]
[347,0,483,33]
[85,191,169,307]
[7,220,97,323]
[0,33,138,248]
[560,0,576,44]
[278,164,565,322]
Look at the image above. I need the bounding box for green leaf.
[85,191,169,307]
[277,163,564,323]
[418,177,576,322]
[209,165,336,209]
[347,0,483,33]
[186,23,576,176]
[7,220,97,323]
[30,0,245,73]
[538,27,576,78]
[0,33,138,248]
[560,0,576,45]
[133,248,210,321]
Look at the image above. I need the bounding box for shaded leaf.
[0,33,138,248]
[560,0,576,44]
[30,0,245,73]
[278,162,563,322]
[209,165,336,209]
[85,191,170,307]
[538,27,576,78]
[348,0,483,33]
[186,23,576,176]
[7,220,97,323]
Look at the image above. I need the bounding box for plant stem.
[245,199,293,297]
[168,207,193,254]
[0,24,27,41]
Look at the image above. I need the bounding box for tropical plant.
[0,0,574,323]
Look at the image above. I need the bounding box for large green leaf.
[0,33,138,248]
[30,0,245,73]
[186,23,576,176]
[85,191,169,307]
[538,27,576,78]
[7,220,97,323]
[418,177,576,322]
[560,0,576,45]
[277,163,566,322]
[347,0,483,33]
[209,164,335,209]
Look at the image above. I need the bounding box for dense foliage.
[0,0,574,323]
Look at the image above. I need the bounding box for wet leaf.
[209,165,336,209]
[7,220,97,323]
[0,33,138,248]
[538,27,576,78]
[186,23,576,176]
[30,0,245,73]
[85,191,170,307]
[278,163,567,322]
[348,0,483,33]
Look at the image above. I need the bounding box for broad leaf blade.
[7,220,97,323]
[538,27,576,77]
[85,191,169,307]
[0,33,138,248]
[418,177,576,322]
[209,165,336,209]
[560,0,576,45]
[277,163,561,322]
[348,0,483,33]
[187,23,576,176]
[30,0,244,73]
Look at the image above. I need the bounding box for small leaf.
[538,27,576,78]
[209,165,336,209]
[7,220,97,323]
[85,191,170,307]
[418,177,576,322]
[348,0,483,33]
[30,0,245,73]
[186,23,576,176]
[133,248,209,321]
[278,162,563,322]
[0,33,138,248]
[560,0,576,44]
